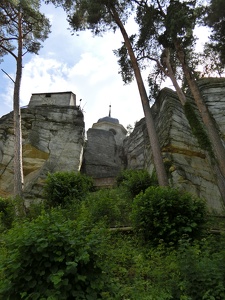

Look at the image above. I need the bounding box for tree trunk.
[164,48,186,106]
[13,10,24,197]
[175,41,225,183]
[175,42,225,177]
[111,8,168,186]
[164,46,225,201]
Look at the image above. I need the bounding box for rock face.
[124,78,225,212]
[1,78,225,212]
[0,105,84,201]
[81,117,127,187]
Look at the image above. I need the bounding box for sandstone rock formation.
[0,78,225,213]
[0,105,84,201]
[81,116,127,187]
[124,78,225,212]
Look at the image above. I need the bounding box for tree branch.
[0,44,17,60]
[139,54,169,76]
[1,68,15,83]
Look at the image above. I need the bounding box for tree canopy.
[205,0,225,65]
[0,0,51,60]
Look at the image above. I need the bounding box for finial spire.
[109,104,111,117]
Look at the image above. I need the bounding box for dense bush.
[84,187,132,227]
[132,187,207,245]
[0,210,114,299]
[173,238,225,299]
[0,197,15,231]
[116,169,156,197]
[43,171,94,207]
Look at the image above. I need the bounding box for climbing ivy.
[184,102,214,157]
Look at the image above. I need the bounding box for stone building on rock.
[1,78,225,212]
[81,107,127,188]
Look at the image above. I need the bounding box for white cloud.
[0,2,144,130]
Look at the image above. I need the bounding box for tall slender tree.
[47,0,169,186]
[125,0,225,200]
[162,0,225,182]
[0,0,51,197]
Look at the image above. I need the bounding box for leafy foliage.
[65,0,132,35]
[1,181,225,299]
[105,234,178,300]
[114,41,134,84]
[173,238,225,299]
[0,210,114,299]
[43,171,94,207]
[205,0,225,65]
[201,43,225,77]
[159,1,197,48]
[0,0,51,56]
[184,101,214,156]
[116,169,157,198]
[84,187,132,227]
[132,187,207,245]
[0,197,15,232]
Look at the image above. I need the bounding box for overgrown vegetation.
[43,171,94,208]
[0,211,114,299]
[132,186,207,246]
[116,169,157,197]
[0,170,225,299]
[0,197,15,232]
[184,102,214,156]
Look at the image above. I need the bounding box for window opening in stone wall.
[109,128,116,135]
[45,93,51,97]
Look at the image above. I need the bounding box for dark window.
[45,93,51,97]
[109,128,117,135]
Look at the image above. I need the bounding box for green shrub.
[173,238,225,299]
[116,169,156,198]
[132,187,207,245]
[105,234,178,299]
[0,210,114,299]
[43,171,94,207]
[0,197,15,231]
[84,187,132,227]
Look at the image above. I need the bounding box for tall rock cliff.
[0,78,225,212]
[124,78,225,212]
[0,105,84,201]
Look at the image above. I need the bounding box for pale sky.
[0,3,145,131]
[0,2,210,132]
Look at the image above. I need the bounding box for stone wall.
[29,92,76,107]
[0,105,84,201]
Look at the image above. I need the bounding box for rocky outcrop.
[81,128,126,187]
[0,105,84,201]
[1,78,225,213]
[124,78,225,212]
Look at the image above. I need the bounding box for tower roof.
[97,116,119,124]
[97,104,120,124]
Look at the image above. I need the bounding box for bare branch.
[139,54,169,76]
[1,68,15,83]
[0,43,17,59]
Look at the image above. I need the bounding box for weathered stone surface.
[1,78,225,212]
[82,128,125,180]
[0,105,84,201]
[124,80,225,212]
